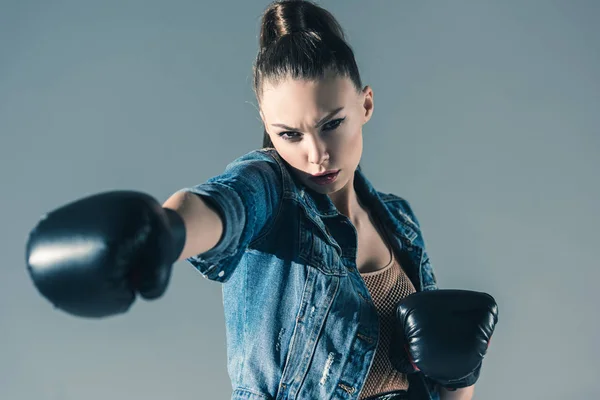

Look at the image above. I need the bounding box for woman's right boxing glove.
[25,190,186,318]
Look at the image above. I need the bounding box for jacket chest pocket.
[298,218,347,277]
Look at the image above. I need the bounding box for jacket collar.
[300,164,420,246]
[263,148,419,246]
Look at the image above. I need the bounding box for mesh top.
[357,219,416,399]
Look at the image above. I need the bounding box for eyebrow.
[271,106,344,131]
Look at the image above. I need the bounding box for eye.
[277,117,346,141]
[277,131,299,141]
[323,117,345,131]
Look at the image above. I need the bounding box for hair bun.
[259,0,345,50]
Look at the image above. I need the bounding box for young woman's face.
[259,71,374,195]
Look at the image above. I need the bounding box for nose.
[307,136,329,166]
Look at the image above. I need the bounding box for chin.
[308,184,336,194]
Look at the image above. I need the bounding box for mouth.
[308,170,340,185]
[310,169,340,177]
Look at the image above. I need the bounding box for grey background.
[1,0,598,399]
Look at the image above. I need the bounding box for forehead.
[260,74,356,119]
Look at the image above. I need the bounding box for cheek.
[340,123,362,146]
[275,146,303,168]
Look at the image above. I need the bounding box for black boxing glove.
[25,190,186,318]
[389,289,498,390]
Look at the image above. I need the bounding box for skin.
[257,69,474,400]
[258,68,373,225]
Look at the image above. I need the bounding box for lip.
[309,170,340,185]
[310,169,340,177]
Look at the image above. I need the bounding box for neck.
[328,174,367,225]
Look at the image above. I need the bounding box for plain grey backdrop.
[1,0,598,399]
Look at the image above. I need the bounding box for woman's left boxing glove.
[389,289,498,389]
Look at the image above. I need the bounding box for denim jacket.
[179,148,440,400]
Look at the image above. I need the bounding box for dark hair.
[253,0,364,149]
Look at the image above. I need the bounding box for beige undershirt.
[358,227,416,399]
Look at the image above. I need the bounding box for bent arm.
[439,385,475,400]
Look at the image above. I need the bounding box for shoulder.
[376,191,421,229]
[213,148,284,181]
[225,147,281,167]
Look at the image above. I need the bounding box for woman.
[26,1,494,399]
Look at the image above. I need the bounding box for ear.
[361,85,374,124]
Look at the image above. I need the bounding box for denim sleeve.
[176,150,283,283]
